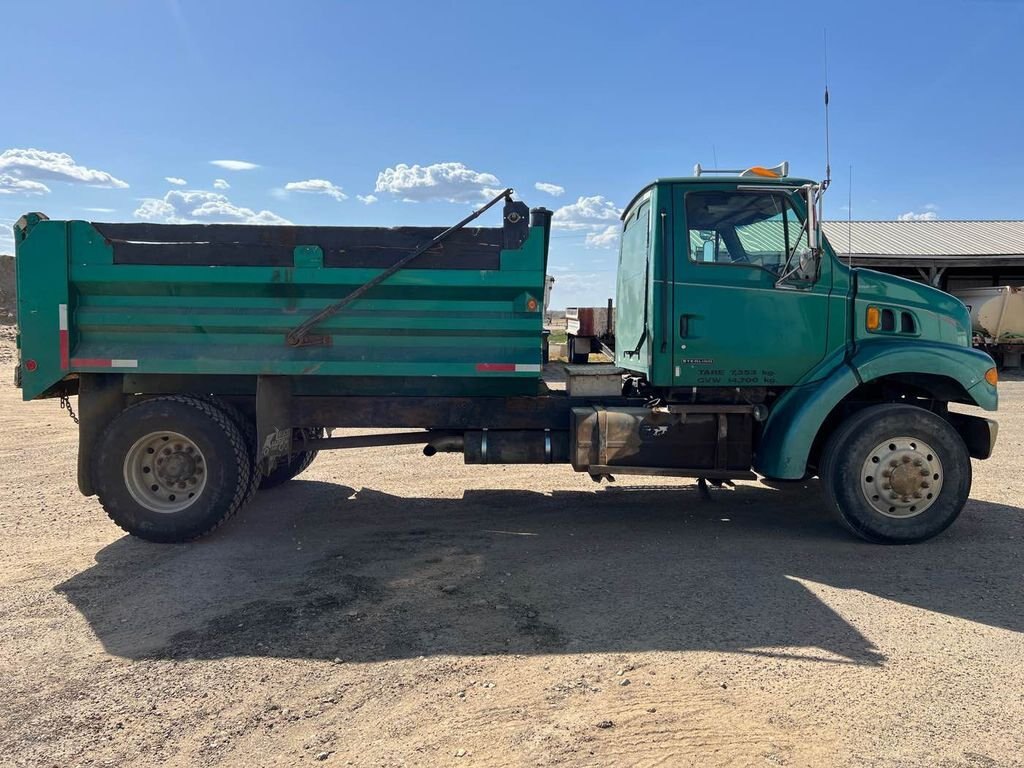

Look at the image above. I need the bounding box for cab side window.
[686,191,807,274]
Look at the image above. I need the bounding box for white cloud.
[357,194,378,205]
[534,182,565,197]
[210,159,259,171]
[375,161,501,203]
[0,174,50,195]
[0,148,128,188]
[165,176,187,186]
[83,207,116,213]
[584,224,620,249]
[134,189,291,225]
[213,178,230,190]
[552,195,622,231]
[0,223,14,254]
[898,203,939,221]
[897,210,938,221]
[284,178,348,202]
[549,195,622,250]
[134,197,179,222]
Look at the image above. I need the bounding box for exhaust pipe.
[423,434,464,456]
[424,431,569,463]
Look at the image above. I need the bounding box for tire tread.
[820,403,970,544]
[94,395,252,541]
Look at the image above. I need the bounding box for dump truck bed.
[14,201,551,400]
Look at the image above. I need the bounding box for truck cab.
[613,164,998,538]
[617,169,837,388]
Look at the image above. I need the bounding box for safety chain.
[59,392,80,424]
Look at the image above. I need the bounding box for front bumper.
[947,412,998,460]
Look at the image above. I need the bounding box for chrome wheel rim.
[860,436,943,519]
[124,431,207,514]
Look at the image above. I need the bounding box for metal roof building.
[821,220,1024,289]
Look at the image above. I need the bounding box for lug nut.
[920,469,929,477]
[890,460,899,468]
[913,459,923,467]
[882,470,891,478]
[883,483,891,490]
[921,481,930,489]
[902,455,912,463]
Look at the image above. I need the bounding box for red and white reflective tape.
[59,303,138,369]
[475,363,542,373]
[70,358,139,368]
[58,304,69,370]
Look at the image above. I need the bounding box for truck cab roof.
[622,176,817,221]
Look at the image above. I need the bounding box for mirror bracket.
[773,183,823,288]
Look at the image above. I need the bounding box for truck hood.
[854,268,972,347]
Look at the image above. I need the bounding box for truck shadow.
[56,479,1024,668]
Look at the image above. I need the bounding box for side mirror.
[774,183,821,287]
[776,247,820,288]
[806,185,818,251]
[795,248,819,281]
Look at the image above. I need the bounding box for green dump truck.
[12,166,999,544]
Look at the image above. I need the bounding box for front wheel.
[820,404,972,544]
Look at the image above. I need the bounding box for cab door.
[670,184,832,388]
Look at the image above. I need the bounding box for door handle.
[679,314,694,338]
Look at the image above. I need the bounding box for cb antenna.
[822,29,832,193]
[847,164,853,266]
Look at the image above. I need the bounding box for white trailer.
[950,285,1024,368]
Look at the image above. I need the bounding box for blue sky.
[2,0,1022,307]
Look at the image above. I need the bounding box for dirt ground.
[1,336,1022,768]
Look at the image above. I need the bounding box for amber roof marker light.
[692,161,789,178]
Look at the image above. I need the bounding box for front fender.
[755,340,997,479]
[854,340,997,410]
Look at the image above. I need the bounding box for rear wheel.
[820,403,971,543]
[258,427,323,490]
[92,396,253,542]
[198,396,260,506]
